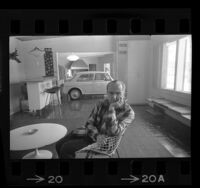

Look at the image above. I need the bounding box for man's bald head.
[107,80,126,93]
[106,80,126,104]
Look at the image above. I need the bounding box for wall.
[10,83,23,115]
[20,36,114,80]
[58,54,103,68]
[97,54,114,78]
[117,51,128,86]
[57,53,114,79]
[116,41,128,88]
[114,36,151,89]
[127,40,151,105]
[57,53,69,67]
[82,56,99,66]
[9,37,26,83]
[10,35,190,115]
[148,35,191,107]
[112,35,151,51]
[10,36,115,114]
[9,37,26,115]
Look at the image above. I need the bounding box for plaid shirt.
[84,99,135,141]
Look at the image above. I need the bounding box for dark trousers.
[55,132,94,158]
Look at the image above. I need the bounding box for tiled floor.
[134,106,190,157]
[10,95,191,159]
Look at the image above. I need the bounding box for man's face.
[107,83,125,104]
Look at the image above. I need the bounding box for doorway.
[89,64,96,71]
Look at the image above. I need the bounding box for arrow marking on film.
[26,175,45,183]
[121,175,140,183]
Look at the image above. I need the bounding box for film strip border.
[0,9,192,186]
[7,158,191,185]
[0,9,191,35]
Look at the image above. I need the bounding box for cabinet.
[26,79,54,112]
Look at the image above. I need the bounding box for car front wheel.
[69,89,81,100]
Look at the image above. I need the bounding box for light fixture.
[67,54,79,61]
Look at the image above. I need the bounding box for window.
[161,36,192,93]
[89,64,96,71]
[77,74,94,82]
[95,73,112,81]
[95,73,105,81]
[104,63,111,75]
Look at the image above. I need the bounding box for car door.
[93,73,112,94]
[76,73,95,94]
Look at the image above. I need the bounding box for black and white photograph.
[9,35,191,159]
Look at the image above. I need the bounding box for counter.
[26,77,57,112]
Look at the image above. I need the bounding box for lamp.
[67,54,79,61]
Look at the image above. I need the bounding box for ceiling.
[15,36,63,41]
[14,36,114,59]
[59,52,113,58]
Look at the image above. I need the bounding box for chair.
[44,85,62,118]
[75,127,127,158]
[44,86,61,106]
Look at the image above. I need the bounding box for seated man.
[55,80,135,158]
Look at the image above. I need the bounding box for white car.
[63,71,113,100]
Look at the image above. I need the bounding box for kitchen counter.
[26,77,57,112]
[25,76,56,82]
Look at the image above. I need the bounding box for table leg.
[23,148,53,159]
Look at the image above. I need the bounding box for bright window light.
[161,36,191,93]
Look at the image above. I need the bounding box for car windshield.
[105,73,112,81]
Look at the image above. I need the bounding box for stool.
[44,86,62,118]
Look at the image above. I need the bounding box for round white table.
[10,123,67,159]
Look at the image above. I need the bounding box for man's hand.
[73,128,87,135]
[96,135,107,145]
[109,97,124,111]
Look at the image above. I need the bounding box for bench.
[146,98,191,127]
